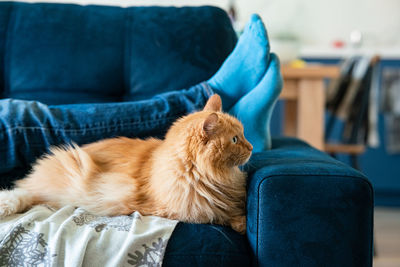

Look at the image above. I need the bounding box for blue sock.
[229,53,282,152]
[207,14,270,110]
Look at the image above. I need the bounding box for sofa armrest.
[245,138,373,267]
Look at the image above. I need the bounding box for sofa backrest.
[0,2,237,104]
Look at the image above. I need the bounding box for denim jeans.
[0,83,213,188]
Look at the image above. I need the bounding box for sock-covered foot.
[229,53,282,152]
[207,14,270,109]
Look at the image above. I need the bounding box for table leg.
[297,79,325,150]
[284,100,297,137]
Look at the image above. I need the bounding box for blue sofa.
[0,2,373,266]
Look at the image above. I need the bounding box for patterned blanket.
[0,206,177,267]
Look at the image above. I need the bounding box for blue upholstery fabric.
[0,3,12,99]
[245,138,373,266]
[0,2,236,104]
[0,2,373,266]
[163,223,251,266]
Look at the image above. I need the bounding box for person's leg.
[229,53,282,152]
[206,14,281,152]
[0,84,212,188]
[207,14,270,110]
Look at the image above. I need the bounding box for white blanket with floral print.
[0,205,178,267]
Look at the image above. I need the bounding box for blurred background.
[5,0,400,265]
[16,0,400,50]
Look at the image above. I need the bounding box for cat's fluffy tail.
[0,143,97,218]
[50,143,98,183]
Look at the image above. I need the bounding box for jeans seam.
[201,82,214,98]
[1,116,178,133]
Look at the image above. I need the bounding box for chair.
[0,2,373,266]
[325,55,380,170]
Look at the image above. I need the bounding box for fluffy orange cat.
[0,94,252,233]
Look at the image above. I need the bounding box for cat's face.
[166,94,253,169]
[203,114,253,167]
[200,95,253,168]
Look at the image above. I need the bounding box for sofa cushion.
[1,2,126,104]
[163,223,251,267]
[123,6,236,101]
[0,2,236,105]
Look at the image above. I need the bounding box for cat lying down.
[0,94,252,234]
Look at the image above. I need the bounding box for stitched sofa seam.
[165,253,248,256]
[3,2,14,97]
[123,7,133,98]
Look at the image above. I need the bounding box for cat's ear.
[203,94,222,112]
[203,113,219,136]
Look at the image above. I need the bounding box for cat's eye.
[232,136,238,144]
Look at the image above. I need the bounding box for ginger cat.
[0,94,252,233]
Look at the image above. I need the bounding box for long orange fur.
[0,95,252,233]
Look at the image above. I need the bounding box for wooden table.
[280,65,340,150]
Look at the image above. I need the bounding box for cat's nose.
[247,142,253,151]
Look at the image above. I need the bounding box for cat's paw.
[0,191,23,218]
[231,216,246,234]
[0,200,18,218]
